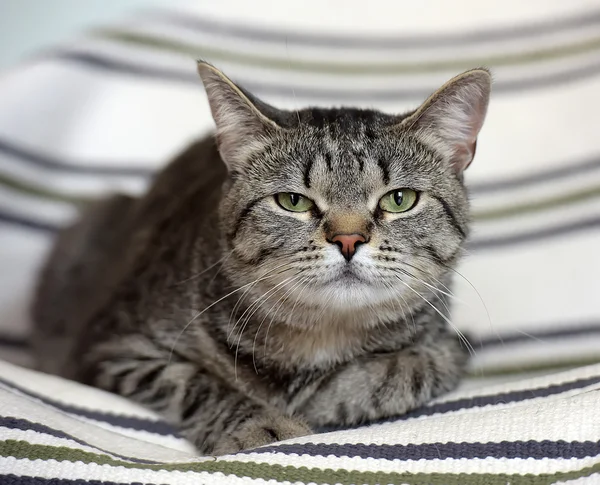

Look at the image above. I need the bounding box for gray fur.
[31,63,491,455]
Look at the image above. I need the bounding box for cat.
[31,61,491,455]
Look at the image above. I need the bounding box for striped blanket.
[0,0,599,483]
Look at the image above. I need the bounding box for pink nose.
[330,233,367,261]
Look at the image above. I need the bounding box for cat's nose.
[329,234,367,261]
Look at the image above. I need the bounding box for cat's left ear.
[197,61,283,171]
[399,68,491,173]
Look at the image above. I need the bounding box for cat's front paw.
[212,413,312,456]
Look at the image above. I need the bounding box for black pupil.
[290,193,300,206]
[393,190,403,206]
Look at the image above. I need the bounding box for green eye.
[379,189,418,213]
[275,192,315,212]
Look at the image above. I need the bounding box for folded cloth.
[1,359,599,483]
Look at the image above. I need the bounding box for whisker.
[169,262,293,364]
[173,251,231,285]
[227,259,297,338]
[253,274,308,372]
[233,275,298,380]
[262,274,314,357]
[229,273,294,345]
[409,253,498,348]
[393,276,477,358]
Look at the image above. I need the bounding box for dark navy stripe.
[0,476,134,485]
[468,215,600,250]
[152,8,600,49]
[397,374,600,422]
[0,212,58,233]
[0,335,29,349]
[477,321,600,348]
[469,155,600,194]
[50,50,600,102]
[250,439,600,460]
[0,416,161,464]
[0,137,152,177]
[0,377,178,437]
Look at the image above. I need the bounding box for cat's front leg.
[85,336,311,455]
[211,410,311,455]
[300,333,469,427]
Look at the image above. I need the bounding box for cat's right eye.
[275,192,315,212]
[379,189,418,213]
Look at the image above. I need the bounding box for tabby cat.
[32,62,491,455]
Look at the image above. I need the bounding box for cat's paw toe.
[212,414,311,455]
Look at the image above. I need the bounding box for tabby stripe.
[248,439,600,460]
[151,7,600,48]
[0,417,160,464]
[431,196,466,239]
[128,363,165,395]
[230,198,261,241]
[94,28,600,76]
[1,441,600,485]
[376,157,390,185]
[421,245,447,266]
[0,378,177,436]
[247,241,286,265]
[49,50,600,102]
[303,157,314,188]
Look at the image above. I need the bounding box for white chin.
[300,280,392,310]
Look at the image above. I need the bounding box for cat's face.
[198,63,490,320]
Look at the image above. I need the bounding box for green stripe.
[469,355,600,378]
[474,184,600,221]
[0,172,89,205]
[1,440,599,485]
[92,28,600,75]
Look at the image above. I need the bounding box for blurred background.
[0,0,599,379]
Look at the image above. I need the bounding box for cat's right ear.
[398,68,491,173]
[197,61,282,171]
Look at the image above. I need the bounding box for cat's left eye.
[379,189,418,213]
[275,192,315,212]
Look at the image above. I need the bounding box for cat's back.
[31,135,226,374]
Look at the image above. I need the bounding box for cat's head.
[197,62,490,323]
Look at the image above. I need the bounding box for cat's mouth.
[319,264,370,286]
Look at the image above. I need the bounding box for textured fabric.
[0,0,599,482]
[1,360,600,483]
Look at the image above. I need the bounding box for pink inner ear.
[449,92,487,172]
[459,139,477,172]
